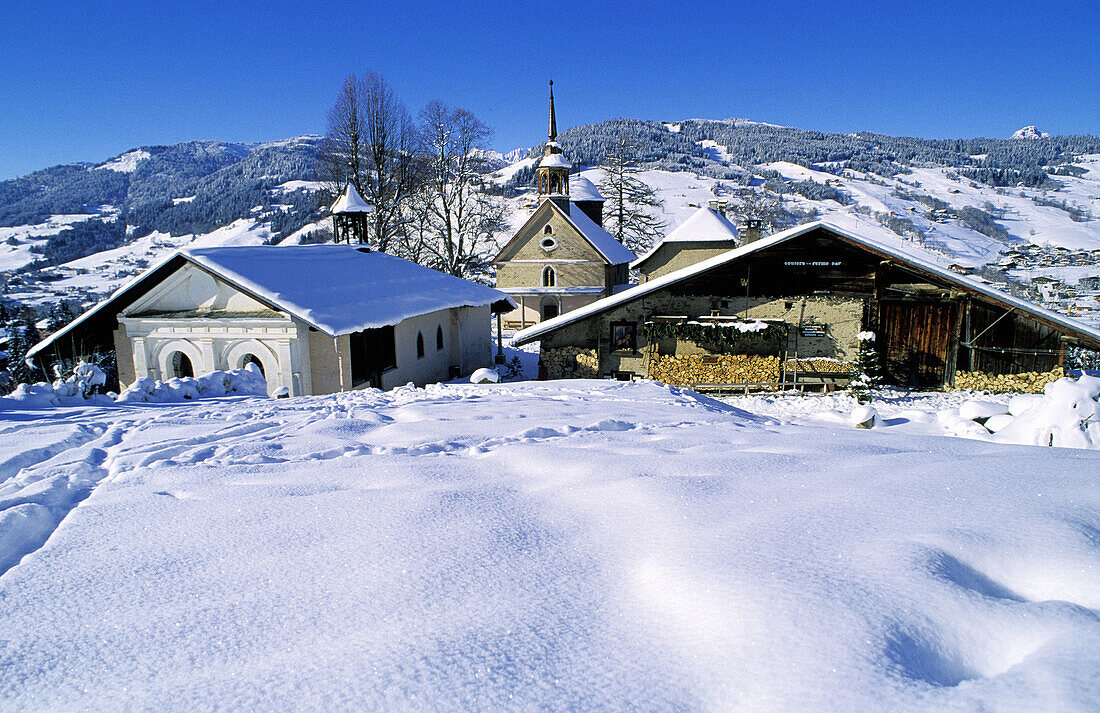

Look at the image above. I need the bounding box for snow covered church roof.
[538,154,572,169]
[515,220,1100,348]
[29,246,515,360]
[556,201,635,265]
[630,206,739,269]
[329,184,374,214]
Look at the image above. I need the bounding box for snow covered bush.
[0,364,267,410]
[470,368,500,384]
[116,364,267,404]
[991,375,1100,449]
[946,375,1100,449]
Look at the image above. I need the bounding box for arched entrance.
[170,351,194,379]
[222,340,280,393]
[154,339,205,382]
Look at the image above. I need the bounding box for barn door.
[879,302,957,388]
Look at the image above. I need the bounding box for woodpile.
[784,359,852,373]
[648,354,782,385]
[954,367,1063,393]
[542,347,599,379]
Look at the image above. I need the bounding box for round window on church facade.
[540,236,557,252]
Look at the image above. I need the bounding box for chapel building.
[493,82,635,329]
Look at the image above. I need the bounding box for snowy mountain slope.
[1012,126,1050,140]
[0,379,1097,711]
[4,122,1100,321]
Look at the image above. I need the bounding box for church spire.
[537,81,571,212]
[548,80,557,141]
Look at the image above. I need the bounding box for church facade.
[493,83,634,329]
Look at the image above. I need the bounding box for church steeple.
[548,80,557,141]
[537,80,571,213]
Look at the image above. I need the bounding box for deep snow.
[0,379,1098,712]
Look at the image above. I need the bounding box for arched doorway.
[222,340,280,394]
[239,353,265,377]
[170,351,194,379]
[155,339,204,381]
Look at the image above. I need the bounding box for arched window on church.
[544,225,553,234]
[542,266,556,287]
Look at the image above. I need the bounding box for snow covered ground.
[1,379,1098,711]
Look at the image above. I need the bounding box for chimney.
[742,219,762,244]
[708,198,727,218]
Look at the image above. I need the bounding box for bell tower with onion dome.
[536,80,572,214]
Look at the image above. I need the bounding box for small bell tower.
[536,80,571,214]
[329,183,375,245]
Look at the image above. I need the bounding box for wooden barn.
[513,221,1100,390]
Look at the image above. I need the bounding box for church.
[492,83,635,329]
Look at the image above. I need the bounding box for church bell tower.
[536,80,571,214]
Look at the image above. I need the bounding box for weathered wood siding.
[879,301,957,387]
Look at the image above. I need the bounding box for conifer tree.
[849,331,885,404]
[5,320,41,388]
[598,134,665,253]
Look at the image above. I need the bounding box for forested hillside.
[0,137,325,269]
[535,118,1100,188]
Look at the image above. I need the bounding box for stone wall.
[647,353,783,385]
[953,367,1064,393]
[542,346,600,379]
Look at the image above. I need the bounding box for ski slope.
[0,379,1098,711]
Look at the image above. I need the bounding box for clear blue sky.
[1,0,1097,180]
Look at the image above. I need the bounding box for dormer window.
[542,265,556,287]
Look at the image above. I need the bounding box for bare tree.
[598,134,666,253]
[410,101,506,279]
[317,71,420,251]
[729,188,792,236]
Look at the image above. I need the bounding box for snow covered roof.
[28,246,515,360]
[538,154,572,169]
[182,246,513,334]
[557,201,635,265]
[515,220,1100,348]
[569,175,605,202]
[665,206,739,244]
[630,206,739,269]
[329,184,374,214]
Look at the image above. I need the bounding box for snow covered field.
[1,379,1098,711]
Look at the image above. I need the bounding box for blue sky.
[0,0,1097,179]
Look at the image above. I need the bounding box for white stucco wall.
[117,314,310,397]
[378,306,492,390]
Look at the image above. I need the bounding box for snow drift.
[0,379,1097,712]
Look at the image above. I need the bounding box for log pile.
[648,354,782,385]
[785,358,852,374]
[954,367,1063,393]
[541,347,599,379]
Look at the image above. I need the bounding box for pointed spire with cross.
[548,79,557,142]
[537,81,571,210]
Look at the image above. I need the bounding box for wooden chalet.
[514,222,1100,389]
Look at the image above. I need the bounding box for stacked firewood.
[954,367,1064,393]
[648,354,782,385]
